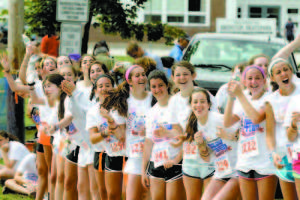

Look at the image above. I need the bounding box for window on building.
[288,9,298,14]
[167,16,184,23]
[189,0,201,11]
[237,7,241,18]
[188,16,205,23]
[249,7,262,18]
[145,15,162,23]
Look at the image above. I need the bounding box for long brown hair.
[186,88,212,142]
[0,130,19,141]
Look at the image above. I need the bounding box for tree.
[25,0,185,54]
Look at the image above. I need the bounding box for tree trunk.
[7,0,25,143]
[81,8,93,54]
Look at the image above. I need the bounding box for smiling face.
[172,66,195,91]
[244,68,266,96]
[191,91,210,119]
[43,58,57,75]
[150,78,169,101]
[81,56,93,72]
[57,56,72,69]
[254,57,269,75]
[271,62,293,90]
[90,64,106,84]
[128,67,147,89]
[60,67,76,83]
[43,80,61,100]
[96,77,114,102]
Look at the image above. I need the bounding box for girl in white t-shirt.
[4,153,37,197]
[174,88,240,200]
[266,58,300,199]
[224,65,277,200]
[86,74,127,200]
[142,70,185,200]
[102,65,153,200]
[168,61,217,133]
[0,131,30,180]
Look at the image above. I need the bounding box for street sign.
[56,0,89,22]
[59,23,82,55]
[216,18,277,37]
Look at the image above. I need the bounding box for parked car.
[0,21,8,44]
[182,33,299,95]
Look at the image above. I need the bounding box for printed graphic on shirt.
[128,109,146,136]
[207,137,231,157]
[67,122,78,135]
[240,117,264,137]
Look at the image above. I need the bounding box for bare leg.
[126,174,145,200]
[77,166,91,200]
[183,175,203,200]
[105,171,123,200]
[279,179,298,200]
[166,178,185,200]
[213,178,241,200]
[64,159,78,200]
[55,155,65,200]
[94,169,107,200]
[35,152,48,200]
[88,165,100,200]
[5,179,34,196]
[294,178,300,199]
[43,145,53,200]
[239,177,258,200]
[150,177,166,200]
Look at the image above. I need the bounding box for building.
[234,0,300,37]
[136,0,226,36]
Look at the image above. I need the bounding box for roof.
[193,33,287,45]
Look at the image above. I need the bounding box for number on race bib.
[216,159,229,172]
[215,154,233,176]
[130,142,144,157]
[185,143,196,155]
[111,141,124,153]
[154,149,169,168]
[242,140,257,154]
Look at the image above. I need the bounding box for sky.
[0,0,8,9]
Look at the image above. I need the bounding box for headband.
[125,65,139,82]
[94,74,115,88]
[268,58,292,76]
[242,65,265,79]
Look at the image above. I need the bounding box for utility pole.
[7,0,25,143]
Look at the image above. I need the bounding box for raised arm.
[273,34,300,60]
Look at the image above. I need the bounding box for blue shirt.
[144,51,171,78]
[169,44,184,62]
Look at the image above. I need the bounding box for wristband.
[109,125,118,130]
[28,82,36,87]
[4,69,10,73]
[291,121,297,130]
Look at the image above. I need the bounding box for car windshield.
[182,38,284,68]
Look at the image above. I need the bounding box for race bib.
[68,123,78,135]
[215,153,233,176]
[286,143,298,163]
[154,147,170,168]
[183,142,198,160]
[110,141,125,155]
[129,139,144,158]
[240,135,259,158]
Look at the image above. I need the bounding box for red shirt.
[41,35,60,57]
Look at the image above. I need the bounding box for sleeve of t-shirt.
[215,84,227,112]
[16,154,32,174]
[283,96,299,127]
[86,107,99,131]
[111,109,126,125]
[8,142,23,161]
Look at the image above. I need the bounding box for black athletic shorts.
[105,155,127,172]
[238,170,271,180]
[147,161,183,182]
[36,142,44,153]
[65,146,80,164]
[94,152,107,172]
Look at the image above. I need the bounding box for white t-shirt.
[284,94,300,153]
[120,92,153,158]
[86,103,126,156]
[17,153,38,182]
[8,141,30,170]
[265,86,300,150]
[198,112,238,178]
[38,100,59,138]
[233,92,274,174]
[146,101,181,167]
[169,89,217,132]
[26,55,40,84]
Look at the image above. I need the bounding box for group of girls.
[1,34,300,200]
